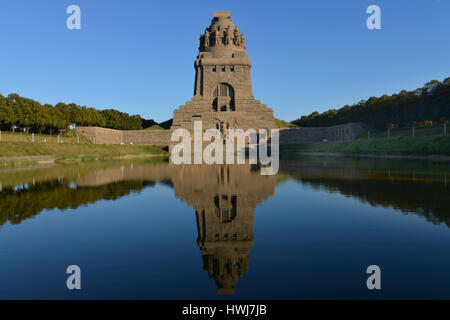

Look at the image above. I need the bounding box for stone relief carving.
[200,26,246,49]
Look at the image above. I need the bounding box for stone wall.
[279,122,367,144]
[76,122,366,146]
[122,130,171,146]
[75,127,171,146]
[76,127,122,145]
[324,122,367,141]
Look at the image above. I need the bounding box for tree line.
[292,78,450,130]
[0,93,156,133]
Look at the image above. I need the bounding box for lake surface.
[0,157,449,299]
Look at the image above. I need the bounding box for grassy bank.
[0,159,39,168]
[281,135,450,157]
[0,131,168,167]
[0,141,167,158]
[275,118,297,128]
[54,153,169,164]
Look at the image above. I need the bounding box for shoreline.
[2,150,450,168]
[0,153,168,167]
[280,150,450,162]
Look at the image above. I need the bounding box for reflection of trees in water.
[306,178,450,226]
[1,160,449,296]
[1,159,449,296]
[0,180,154,226]
[280,161,450,227]
[2,161,448,230]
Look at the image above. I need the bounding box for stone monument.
[171,11,276,136]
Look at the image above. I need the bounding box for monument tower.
[171,11,276,135]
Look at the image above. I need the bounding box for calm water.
[0,157,449,299]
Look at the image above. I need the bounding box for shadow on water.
[0,156,449,295]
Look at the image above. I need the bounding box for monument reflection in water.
[1,158,450,298]
[174,164,276,294]
[81,163,276,295]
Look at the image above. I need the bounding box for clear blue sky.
[0,0,448,122]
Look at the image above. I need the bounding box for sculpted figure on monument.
[204,30,210,48]
[225,29,233,46]
[199,35,205,50]
[215,31,221,46]
[233,28,241,46]
[240,34,246,49]
[216,120,225,138]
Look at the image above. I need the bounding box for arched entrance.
[212,83,235,111]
